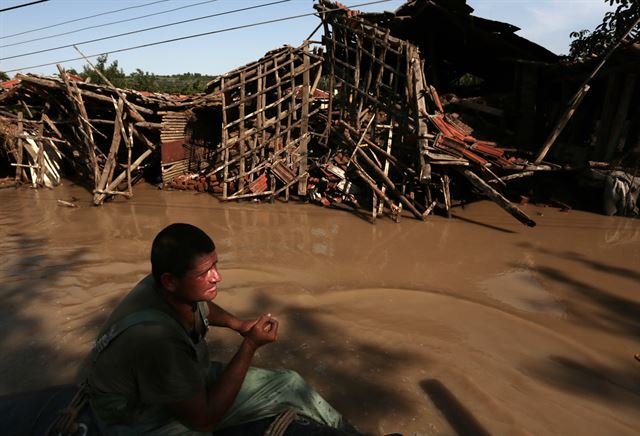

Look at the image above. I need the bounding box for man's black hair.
[151,223,215,283]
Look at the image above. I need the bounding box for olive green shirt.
[86,275,211,428]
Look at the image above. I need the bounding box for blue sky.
[0,0,614,77]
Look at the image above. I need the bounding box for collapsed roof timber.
[2,0,635,223]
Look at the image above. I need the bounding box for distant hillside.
[117,72,216,95]
[64,55,215,95]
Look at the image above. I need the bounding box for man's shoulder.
[104,275,164,324]
[116,320,190,351]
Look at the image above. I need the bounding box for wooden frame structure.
[316,0,537,226]
[206,43,323,201]
[318,3,447,221]
[0,68,204,205]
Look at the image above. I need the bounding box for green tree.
[77,54,126,87]
[0,71,9,81]
[128,68,158,92]
[570,0,640,59]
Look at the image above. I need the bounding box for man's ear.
[160,272,177,293]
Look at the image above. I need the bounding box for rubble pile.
[307,0,546,225]
[0,69,213,204]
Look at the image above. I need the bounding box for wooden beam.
[460,169,536,227]
[298,42,311,196]
[94,97,124,205]
[14,112,24,183]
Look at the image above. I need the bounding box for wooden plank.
[73,48,157,152]
[284,50,296,201]
[274,55,283,155]
[19,99,33,119]
[533,84,590,164]
[17,74,153,115]
[409,45,431,182]
[221,78,229,199]
[460,169,536,227]
[94,97,124,205]
[221,58,322,111]
[56,65,100,185]
[442,173,451,219]
[321,23,337,148]
[14,111,24,183]
[93,149,153,205]
[238,71,246,193]
[36,116,45,187]
[356,147,424,220]
[339,120,417,175]
[298,42,311,196]
[377,124,393,216]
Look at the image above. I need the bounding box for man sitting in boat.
[82,223,359,435]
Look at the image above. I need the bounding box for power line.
[1,0,171,39]
[1,0,292,61]
[1,0,221,49]
[2,0,392,73]
[0,0,48,13]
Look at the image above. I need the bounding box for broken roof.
[353,0,559,89]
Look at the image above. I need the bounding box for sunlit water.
[1,182,639,435]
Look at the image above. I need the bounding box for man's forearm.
[202,338,257,429]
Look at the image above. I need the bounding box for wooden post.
[322,19,337,148]
[377,124,393,216]
[353,163,397,215]
[238,71,246,194]
[57,65,99,185]
[93,149,153,204]
[221,78,229,199]
[274,56,282,152]
[298,42,311,196]
[126,123,133,195]
[19,100,33,119]
[94,97,124,205]
[356,147,424,220]
[442,173,451,219]
[410,45,431,181]
[36,118,45,187]
[533,83,590,164]
[14,111,24,183]
[256,63,265,169]
[285,49,296,201]
[460,169,536,227]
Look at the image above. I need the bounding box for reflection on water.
[0,183,639,435]
[481,268,567,317]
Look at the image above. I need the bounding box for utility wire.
[1,0,220,49]
[1,0,292,60]
[1,0,171,39]
[0,0,48,13]
[2,0,391,73]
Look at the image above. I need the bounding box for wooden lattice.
[207,43,323,201]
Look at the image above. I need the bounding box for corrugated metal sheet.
[160,112,188,143]
[161,159,189,184]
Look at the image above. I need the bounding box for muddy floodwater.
[1,182,639,435]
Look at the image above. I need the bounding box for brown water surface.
[1,182,639,435]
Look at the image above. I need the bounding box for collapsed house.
[1,0,637,220]
[0,68,216,205]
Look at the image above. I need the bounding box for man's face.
[171,250,221,303]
